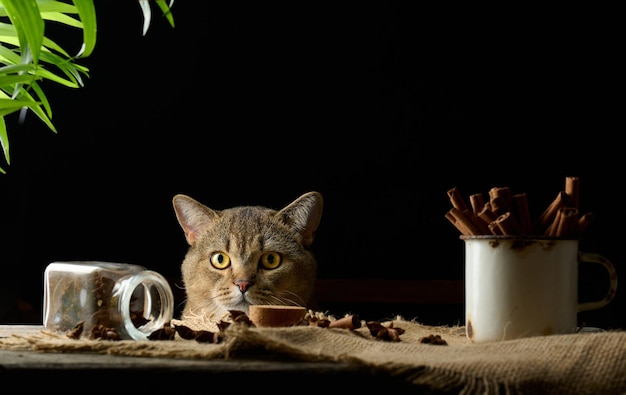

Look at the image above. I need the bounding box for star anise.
[130,310,151,328]
[89,324,122,340]
[419,334,448,345]
[366,321,405,342]
[171,324,222,343]
[147,324,177,340]
[308,317,331,327]
[66,320,85,339]
[229,310,255,326]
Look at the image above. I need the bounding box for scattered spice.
[171,324,223,343]
[89,324,122,341]
[66,321,84,339]
[147,324,176,340]
[366,321,405,342]
[307,316,331,327]
[172,323,197,340]
[229,309,255,326]
[150,310,255,343]
[328,314,361,330]
[195,330,222,343]
[66,307,406,343]
[419,334,448,345]
[130,313,151,328]
[167,321,221,343]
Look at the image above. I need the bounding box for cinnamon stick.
[488,221,503,235]
[545,209,561,236]
[489,187,513,216]
[469,193,485,215]
[577,212,595,235]
[495,212,520,235]
[328,314,361,329]
[464,209,492,235]
[447,187,469,212]
[445,177,591,238]
[445,209,475,236]
[512,193,533,235]
[477,203,498,225]
[554,207,579,237]
[565,176,580,210]
[534,191,568,234]
[489,196,508,217]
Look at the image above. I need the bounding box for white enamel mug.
[462,236,618,343]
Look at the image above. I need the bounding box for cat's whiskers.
[182,307,230,324]
[175,298,187,313]
[193,292,227,316]
[264,290,306,307]
[185,290,242,320]
[280,290,307,307]
[173,283,188,312]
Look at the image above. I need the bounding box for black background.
[0,2,623,328]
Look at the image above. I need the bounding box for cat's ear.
[277,191,323,248]
[172,194,218,245]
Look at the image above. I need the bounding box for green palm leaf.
[0,0,174,172]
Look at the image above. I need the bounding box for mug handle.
[577,252,619,312]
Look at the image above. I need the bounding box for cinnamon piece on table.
[328,314,361,329]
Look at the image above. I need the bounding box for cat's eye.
[210,252,231,269]
[260,252,282,270]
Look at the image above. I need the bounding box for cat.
[172,191,323,323]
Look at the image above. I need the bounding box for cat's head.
[172,191,323,321]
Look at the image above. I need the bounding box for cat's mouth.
[225,295,253,313]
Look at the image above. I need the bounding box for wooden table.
[0,325,422,393]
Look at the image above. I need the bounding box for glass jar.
[43,261,174,341]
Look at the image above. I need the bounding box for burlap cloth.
[1,314,625,394]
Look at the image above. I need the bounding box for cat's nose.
[235,280,252,293]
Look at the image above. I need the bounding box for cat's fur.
[172,191,323,322]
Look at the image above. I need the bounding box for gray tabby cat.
[172,191,323,322]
